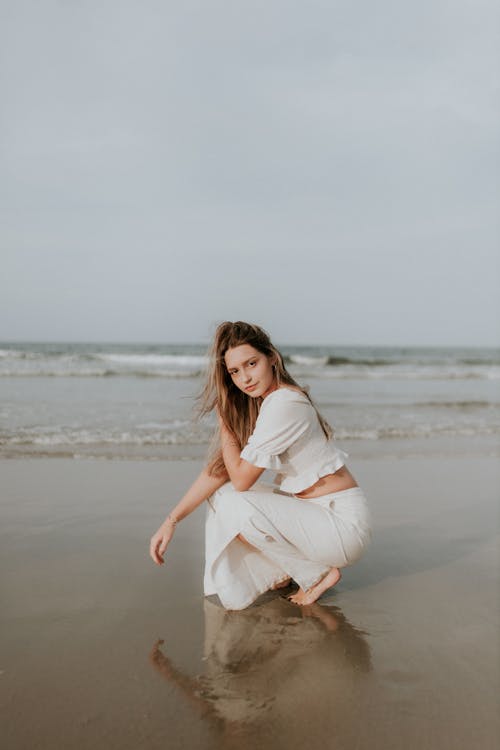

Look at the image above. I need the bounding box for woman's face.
[224,344,277,399]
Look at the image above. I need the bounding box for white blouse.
[239,387,349,494]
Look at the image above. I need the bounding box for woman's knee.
[211,484,256,519]
[212,482,238,507]
[240,513,277,546]
[215,480,248,501]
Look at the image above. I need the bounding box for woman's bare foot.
[287,567,342,605]
[271,577,292,590]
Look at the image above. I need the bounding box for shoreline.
[1,432,498,462]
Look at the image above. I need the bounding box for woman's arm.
[219,418,265,492]
[166,466,230,523]
[149,465,229,565]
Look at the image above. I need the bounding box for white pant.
[204,481,372,610]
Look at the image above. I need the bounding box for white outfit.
[240,386,349,494]
[204,388,372,610]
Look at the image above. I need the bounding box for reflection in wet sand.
[149,596,372,746]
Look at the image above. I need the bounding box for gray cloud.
[1,0,498,345]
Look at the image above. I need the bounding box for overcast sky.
[1,0,498,347]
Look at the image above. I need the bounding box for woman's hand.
[149,519,176,565]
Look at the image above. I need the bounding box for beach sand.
[1,445,499,749]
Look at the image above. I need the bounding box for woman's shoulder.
[265,386,308,400]
[260,387,310,411]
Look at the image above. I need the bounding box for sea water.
[0,341,498,459]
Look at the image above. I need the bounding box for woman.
[150,321,372,610]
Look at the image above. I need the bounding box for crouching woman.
[150,321,372,610]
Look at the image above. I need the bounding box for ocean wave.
[1,344,499,380]
[333,424,500,439]
[317,399,499,410]
[93,352,208,367]
[0,368,205,378]
[287,354,405,366]
[0,425,209,446]
[1,421,498,449]
[0,349,48,360]
[301,366,500,380]
[459,357,500,365]
[417,400,497,408]
[1,365,499,380]
[287,354,330,366]
[326,356,394,366]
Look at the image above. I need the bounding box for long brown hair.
[194,321,334,478]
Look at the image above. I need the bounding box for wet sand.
[1,448,499,749]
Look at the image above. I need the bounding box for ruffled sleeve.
[240,391,312,470]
